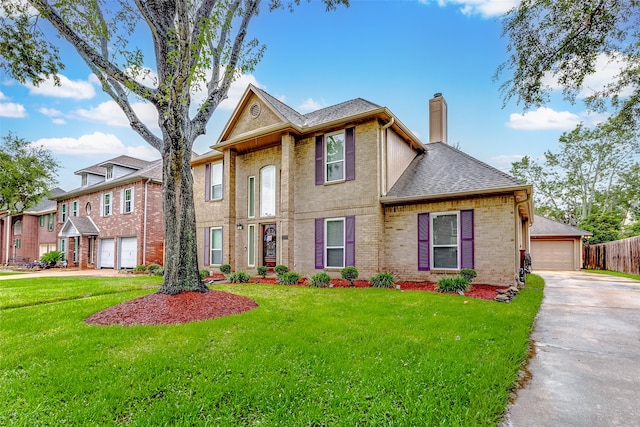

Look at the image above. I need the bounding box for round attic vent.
[250,103,261,118]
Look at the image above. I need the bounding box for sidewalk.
[0,268,125,280]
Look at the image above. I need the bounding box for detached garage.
[530,215,592,271]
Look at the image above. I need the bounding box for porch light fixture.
[236,223,243,230]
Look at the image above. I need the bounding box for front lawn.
[0,274,544,426]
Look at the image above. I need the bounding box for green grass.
[584,269,640,281]
[0,274,544,426]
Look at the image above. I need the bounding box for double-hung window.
[418,210,474,271]
[315,127,355,185]
[315,216,356,269]
[123,188,133,213]
[325,131,345,182]
[211,162,223,200]
[72,201,79,217]
[103,193,112,216]
[60,203,67,222]
[210,227,222,265]
[325,218,345,268]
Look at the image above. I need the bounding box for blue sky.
[0,0,614,191]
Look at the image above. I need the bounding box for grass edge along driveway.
[0,274,544,426]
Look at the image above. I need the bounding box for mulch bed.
[85,276,508,326]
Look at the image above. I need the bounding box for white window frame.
[103,192,112,216]
[248,176,255,218]
[60,203,67,222]
[248,224,256,267]
[72,200,79,217]
[325,217,345,268]
[106,166,113,180]
[59,238,66,254]
[210,227,222,266]
[325,130,345,182]
[260,165,276,217]
[123,187,134,213]
[430,211,460,270]
[210,162,223,200]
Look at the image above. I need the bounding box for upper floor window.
[260,166,276,217]
[14,220,22,235]
[205,161,223,201]
[123,188,134,213]
[248,176,255,218]
[315,127,355,185]
[48,213,54,231]
[60,203,67,222]
[39,215,45,227]
[72,201,79,217]
[106,166,114,180]
[102,192,112,216]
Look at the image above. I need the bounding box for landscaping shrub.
[134,265,147,274]
[257,266,267,278]
[309,272,331,288]
[227,271,251,283]
[274,264,289,276]
[436,276,470,293]
[199,269,210,279]
[151,267,164,276]
[340,267,359,286]
[219,264,232,275]
[278,271,300,285]
[147,264,163,275]
[370,272,395,288]
[40,250,64,268]
[460,268,477,283]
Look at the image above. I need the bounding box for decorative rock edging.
[494,286,520,303]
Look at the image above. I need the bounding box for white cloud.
[51,118,66,125]
[0,91,8,101]
[506,107,581,131]
[32,132,159,159]
[0,102,27,118]
[298,98,325,112]
[488,153,524,170]
[424,0,517,18]
[26,74,96,100]
[218,74,263,110]
[73,100,159,130]
[39,107,63,117]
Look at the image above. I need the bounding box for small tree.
[340,267,359,287]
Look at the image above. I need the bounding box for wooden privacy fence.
[583,235,640,275]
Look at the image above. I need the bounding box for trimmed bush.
[147,264,163,275]
[340,267,359,286]
[274,265,289,276]
[278,271,300,285]
[219,264,232,274]
[227,271,251,283]
[199,269,210,279]
[40,250,64,267]
[436,276,470,293]
[257,266,268,278]
[460,268,477,283]
[309,272,331,288]
[370,272,395,288]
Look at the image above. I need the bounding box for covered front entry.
[263,224,276,267]
[99,238,114,269]
[119,237,138,269]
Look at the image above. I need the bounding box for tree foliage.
[498,0,640,134]
[0,133,59,214]
[0,0,347,294]
[510,119,640,242]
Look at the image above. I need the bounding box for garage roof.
[531,215,592,237]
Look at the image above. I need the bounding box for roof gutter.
[380,185,532,205]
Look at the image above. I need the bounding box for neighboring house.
[0,188,64,265]
[51,155,165,270]
[530,215,592,271]
[192,85,533,285]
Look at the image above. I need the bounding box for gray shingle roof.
[531,215,592,237]
[253,86,381,129]
[384,142,527,201]
[25,187,66,213]
[61,216,100,236]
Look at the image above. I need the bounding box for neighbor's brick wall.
[383,195,518,285]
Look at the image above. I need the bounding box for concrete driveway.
[502,271,640,427]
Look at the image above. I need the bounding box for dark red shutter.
[204,163,211,201]
[418,213,430,271]
[460,210,474,269]
[345,216,355,266]
[315,135,324,185]
[345,127,355,181]
[204,227,210,266]
[315,218,324,269]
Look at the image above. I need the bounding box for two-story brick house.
[192,85,533,285]
[1,188,63,266]
[52,155,165,270]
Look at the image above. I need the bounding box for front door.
[263,224,277,267]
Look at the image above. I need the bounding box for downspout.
[143,178,150,265]
[380,117,395,197]
[514,190,532,284]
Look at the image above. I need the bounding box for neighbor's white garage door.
[99,238,115,268]
[531,239,575,270]
[119,237,138,269]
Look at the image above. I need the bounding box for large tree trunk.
[157,132,208,295]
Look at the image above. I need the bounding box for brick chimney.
[429,93,447,144]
